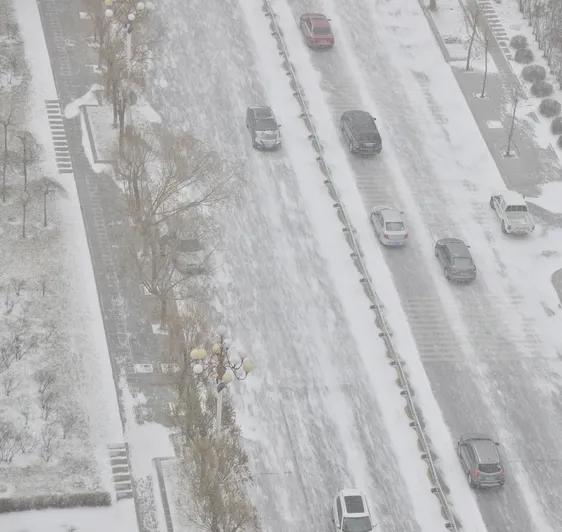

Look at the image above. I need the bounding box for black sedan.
[434,238,476,282]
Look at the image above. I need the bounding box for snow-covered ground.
[0,0,134,529]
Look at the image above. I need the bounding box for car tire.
[444,268,450,280]
[489,197,495,209]
[467,471,475,488]
[349,139,355,153]
[502,221,508,234]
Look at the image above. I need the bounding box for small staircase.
[107,443,133,500]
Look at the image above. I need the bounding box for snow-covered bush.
[0,491,111,513]
[531,80,553,97]
[551,117,562,135]
[515,48,534,64]
[539,98,561,117]
[510,35,528,50]
[522,64,546,83]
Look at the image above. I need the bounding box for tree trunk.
[43,189,48,227]
[160,296,168,330]
[22,138,27,191]
[2,124,7,203]
[480,37,489,98]
[466,13,479,72]
[22,201,26,238]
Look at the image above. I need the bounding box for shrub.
[510,35,528,49]
[531,80,553,97]
[0,491,111,513]
[539,98,561,117]
[522,64,546,83]
[551,117,562,135]
[515,48,534,64]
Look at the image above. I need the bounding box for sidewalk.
[422,0,561,198]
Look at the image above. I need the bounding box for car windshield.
[479,463,501,473]
[452,257,473,269]
[505,205,527,212]
[342,516,372,532]
[255,118,277,131]
[385,221,404,231]
[313,26,331,34]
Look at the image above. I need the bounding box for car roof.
[460,433,499,464]
[378,207,403,222]
[343,110,374,123]
[501,190,526,205]
[437,238,470,257]
[248,106,273,117]
[303,12,329,22]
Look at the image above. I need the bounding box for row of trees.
[518,0,562,87]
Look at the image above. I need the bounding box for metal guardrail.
[262,2,459,530]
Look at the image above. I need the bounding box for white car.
[489,191,535,234]
[370,206,408,246]
[333,489,375,531]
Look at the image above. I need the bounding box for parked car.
[299,13,334,49]
[333,489,375,532]
[340,111,382,156]
[370,206,408,246]
[457,433,505,488]
[434,238,476,282]
[246,106,281,150]
[490,191,535,234]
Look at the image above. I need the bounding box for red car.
[299,13,334,49]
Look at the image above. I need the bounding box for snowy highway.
[152,0,562,531]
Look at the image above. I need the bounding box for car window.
[313,26,331,35]
[505,205,528,212]
[467,445,477,465]
[479,462,501,473]
[336,499,343,523]
[385,221,404,231]
[255,118,277,131]
[342,516,372,532]
[452,257,472,268]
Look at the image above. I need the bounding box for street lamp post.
[190,327,254,434]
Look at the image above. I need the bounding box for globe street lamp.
[190,329,253,434]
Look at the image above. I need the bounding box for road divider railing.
[262,2,459,530]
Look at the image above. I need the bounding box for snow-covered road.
[148,0,562,530]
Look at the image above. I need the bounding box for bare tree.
[39,423,59,462]
[56,404,82,439]
[10,277,24,296]
[0,421,21,463]
[466,10,480,72]
[186,434,260,532]
[1,370,17,396]
[30,176,66,227]
[505,94,519,157]
[0,93,16,202]
[1,318,37,369]
[20,189,30,238]
[480,31,490,98]
[16,130,41,191]
[39,390,57,421]
[35,368,56,396]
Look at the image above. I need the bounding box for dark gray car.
[457,433,505,488]
[434,238,476,282]
[246,106,281,150]
[340,110,382,156]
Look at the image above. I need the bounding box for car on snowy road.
[370,206,408,246]
[457,433,505,488]
[434,238,476,282]
[340,110,382,156]
[489,190,535,235]
[299,13,334,49]
[333,489,375,531]
[246,106,281,150]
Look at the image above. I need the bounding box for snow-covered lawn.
[0,0,125,521]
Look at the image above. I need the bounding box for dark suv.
[246,106,281,150]
[457,433,505,488]
[434,238,476,282]
[340,110,382,156]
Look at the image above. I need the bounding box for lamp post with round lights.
[104,0,155,77]
[190,326,254,435]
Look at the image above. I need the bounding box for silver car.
[457,433,505,488]
[370,206,408,246]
